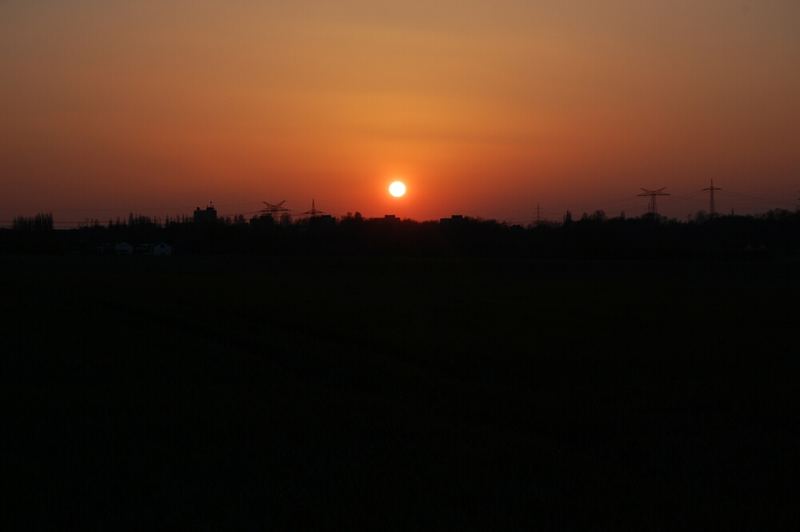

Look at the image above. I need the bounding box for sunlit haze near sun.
[2,1,799,223]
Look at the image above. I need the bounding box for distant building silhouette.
[193,204,218,224]
[440,215,465,226]
[308,214,335,227]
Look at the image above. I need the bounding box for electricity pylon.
[638,188,670,215]
[703,180,722,215]
[260,201,290,218]
[301,199,327,217]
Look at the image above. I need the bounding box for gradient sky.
[2,0,799,223]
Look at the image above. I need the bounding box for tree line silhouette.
[2,209,799,259]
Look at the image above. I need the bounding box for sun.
[388,180,407,198]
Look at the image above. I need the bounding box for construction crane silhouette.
[260,200,290,218]
[638,188,670,215]
[703,180,722,215]
[301,199,327,217]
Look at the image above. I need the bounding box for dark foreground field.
[2,256,798,529]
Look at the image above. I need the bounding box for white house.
[153,242,173,256]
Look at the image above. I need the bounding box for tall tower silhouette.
[702,180,722,215]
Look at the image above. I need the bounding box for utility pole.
[638,188,670,216]
[702,179,722,215]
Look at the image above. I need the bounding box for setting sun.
[388,181,407,198]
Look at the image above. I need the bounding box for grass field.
[2,256,798,529]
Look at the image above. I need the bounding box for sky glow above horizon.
[2,1,799,223]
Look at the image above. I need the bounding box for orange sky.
[2,1,799,223]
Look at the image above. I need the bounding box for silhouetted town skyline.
[4,200,800,260]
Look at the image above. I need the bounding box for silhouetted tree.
[12,213,53,231]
